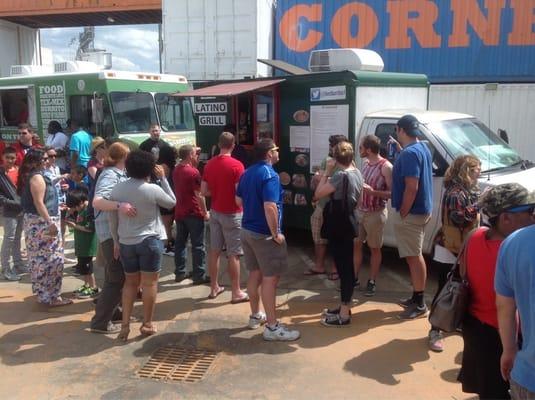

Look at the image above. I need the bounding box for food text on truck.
[279,0,535,52]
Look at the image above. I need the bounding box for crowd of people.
[0,114,534,399]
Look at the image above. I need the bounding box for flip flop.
[327,272,340,281]
[207,287,225,299]
[304,268,326,276]
[230,293,250,304]
[48,297,73,307]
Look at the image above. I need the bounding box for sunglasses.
[48,154,57,158]
[270,147,279,152]
[506,204,535,214]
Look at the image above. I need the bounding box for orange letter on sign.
[508,0,535,45]
[279,4,323,52]
[331,2,379,48]
[386,0,441,49]
[449,0,505,47]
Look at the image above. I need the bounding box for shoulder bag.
[320,172,356,241]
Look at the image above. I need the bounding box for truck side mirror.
[91,97,104,123]
[498,129,509,144]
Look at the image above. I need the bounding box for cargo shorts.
[357,208,388,248]
[209,211,243,257]
[241,228,288,277]
[392,212,430,258]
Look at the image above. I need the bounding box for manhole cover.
[137,346,217,383]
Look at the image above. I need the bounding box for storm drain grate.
[137,346,217,383]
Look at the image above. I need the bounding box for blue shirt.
[391,141,433,214]
[236,161,282,235]
[69,130,92,167]
[495,225,535,392]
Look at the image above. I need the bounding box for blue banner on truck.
[275,0,535,83]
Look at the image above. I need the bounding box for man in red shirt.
[13,123,40,166]
[202,132,248,302]
[173,144,210,284]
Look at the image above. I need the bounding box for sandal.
[304,268,326,276]
[48,297,73,307]
[117,324,130,342]
[230,293,250,304]
[208,286,225,299]
[327,272,339,281]
[140,323,157,337]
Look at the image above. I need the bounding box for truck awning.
[172,79,285,97]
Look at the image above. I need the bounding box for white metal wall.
[429,84,535,161]
[0,20,40,77]
[163,0,274,80]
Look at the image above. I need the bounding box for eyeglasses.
[270,147,279,152]
[506,205,535,214]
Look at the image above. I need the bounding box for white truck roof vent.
[10,64,54,76]
[54,61,103,73]
[309,48,384,73]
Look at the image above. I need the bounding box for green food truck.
[176,68,428,230]
[0,62,195,147]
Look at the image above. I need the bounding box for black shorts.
[458,313,510,399]
[76,256,94,275]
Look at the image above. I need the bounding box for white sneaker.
[248,312,267,329]
[262,322,300,341]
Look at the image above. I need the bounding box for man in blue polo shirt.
[236,139,300,342]
[391,114,433,320]
[495,221,535,399]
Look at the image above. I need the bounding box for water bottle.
[387,140,397,159]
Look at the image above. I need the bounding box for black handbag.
[320,173,356,241]
[428,228,484,332]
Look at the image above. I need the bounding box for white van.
[356,109,535,254]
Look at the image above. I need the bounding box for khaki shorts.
[392,212,430,258]
[357,208,388,248]
[241,229,288,277]
[310,205,328,245]
[209,211,243,257]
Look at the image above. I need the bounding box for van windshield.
[110,92,158,133]
[154,93,194,131]
[426,118,522,172]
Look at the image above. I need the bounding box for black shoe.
[321,306,352,317]
[364,280,376,297]
[354,278,360,289]
[192,275,210,285]
[175,272,192,283]
[398,303,429,320]
[398,297,415,308]
[321,313,351,327]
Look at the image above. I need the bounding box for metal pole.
[158,23,163,73]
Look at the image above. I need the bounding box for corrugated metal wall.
[0,20,40,77]
[275,0,535,83]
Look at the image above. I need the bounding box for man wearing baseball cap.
[458,183,535,399]
[391,114,433,319]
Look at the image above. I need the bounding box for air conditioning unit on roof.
[10,64,54,76]
[308,48,384,73]
[54,61,103,73]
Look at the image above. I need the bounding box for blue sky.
[40,24,160,72]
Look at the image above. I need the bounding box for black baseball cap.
[397,114,421,137]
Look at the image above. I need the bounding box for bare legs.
[354,240,382,281]
[208,249,246,300]
[406,255,427,292]
[247,270,279,325]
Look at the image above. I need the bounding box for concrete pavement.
[0,232,472,400]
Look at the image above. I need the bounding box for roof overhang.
[173,79,285,98]
[257,59,309,75]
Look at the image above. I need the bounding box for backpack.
[320,173,357,241]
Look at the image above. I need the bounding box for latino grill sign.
[195,102,227,126]
[38,82,67,128]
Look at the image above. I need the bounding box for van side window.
[70,95,113,137]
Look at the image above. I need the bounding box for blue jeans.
[1,215,23,272]
[174,216,206,280]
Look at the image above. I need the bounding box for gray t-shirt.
[329,168,363,231]
[109,178,176,245]
[94,167,128,243]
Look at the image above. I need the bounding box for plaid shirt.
[94,167,127,243]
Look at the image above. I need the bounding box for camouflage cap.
[478,183,535,218]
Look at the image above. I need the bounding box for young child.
[0,147,25,280]
[66,165,88,192]
[65,189,98,298]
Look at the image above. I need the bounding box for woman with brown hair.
[18,149,71,306]
[429,154,481,351]
[314,141,363,326]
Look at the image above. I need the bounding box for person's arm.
[447,189,479,228]
[29,174,58,235]
[69,134,79,166]
[93,170,136,216]
[64,220,92,232]
[154,180,176,209]
[235,195,242,207]
[496,294,518,382]
[366,161,392,199]
[399,177,418,218]
[314,158,337,199]
[194,190,209,220]
[88,166,97,179]
[263,201,284,244]
[200,180,211,197]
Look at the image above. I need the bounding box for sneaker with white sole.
[398,302,429,320]
[398,297,415,308]
[263,322,300,341]
[248,311,267,329]
[3,270,21,281]
[428,329,444,352]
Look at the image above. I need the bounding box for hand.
[500,348,517,382]
[113,242,121,260]
[118,202,137,217]
[65,220,75,228]
[362,183,373,193]
[153,164,165,179]
[325,158,336,174]
[273,233,285,245]
[46,223,58,237]
[203,211,210,221]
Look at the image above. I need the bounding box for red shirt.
[12,141,41,166]
[466,227,502,329]
[173,163,203,220]
[5,166,18,187]
[203,155,244,214]
[0,140,5,165]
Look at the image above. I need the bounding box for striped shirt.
[359,158,388,212]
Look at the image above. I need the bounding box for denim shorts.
[120,236,163,274]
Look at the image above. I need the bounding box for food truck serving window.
[155,93,194,132]
[110,92,157,134]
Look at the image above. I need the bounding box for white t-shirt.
[45,131,69,170]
